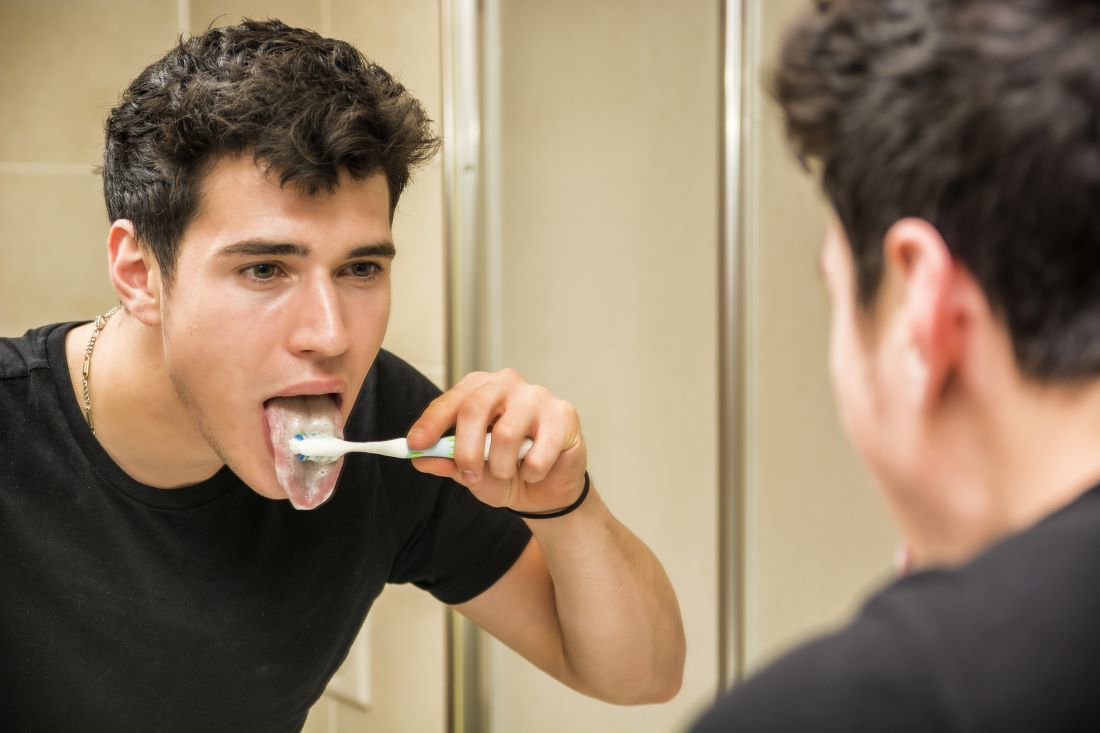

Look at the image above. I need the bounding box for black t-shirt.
[0,322,531,732]
[692,484,1100,732]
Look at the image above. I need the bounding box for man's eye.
[243,263,281,281]
[348,262,382,278]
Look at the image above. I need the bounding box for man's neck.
[65,313,224,489]
[990,380,1100,529]
[903,377,1100,569]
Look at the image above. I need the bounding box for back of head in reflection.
[695,1,1100,731]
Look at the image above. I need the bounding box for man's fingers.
[407,370,587,513]
[465,473,515,508]
[486,385,546,481]
[517,423,562,486]
[410,457,514,508]
[407,371,494,449]
[410,456,459,477]
[452,379,515,480]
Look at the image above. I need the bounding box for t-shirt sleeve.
[689,600,950,733]
[386,470,532,605]
[368,350,533,605]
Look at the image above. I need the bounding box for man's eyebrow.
[348,243,396,259]
[217,241,308,258]
[215,241,396,259]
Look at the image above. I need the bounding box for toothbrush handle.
[411,435,533,461]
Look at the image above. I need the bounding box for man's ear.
[107,220,162,326]
[882,218,959,408]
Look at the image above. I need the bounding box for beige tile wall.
[0,172,116,332]
[488,1,721,730]
[0,0,178,335]
[191,0,321,30]
[0,0,178,165]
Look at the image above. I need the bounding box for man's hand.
[406,369,588,514]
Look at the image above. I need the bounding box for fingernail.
[408,427,423,443]
[461,469,479,484]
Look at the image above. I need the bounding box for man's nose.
[287,279,350,358]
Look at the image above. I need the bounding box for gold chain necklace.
[81,305,120,435]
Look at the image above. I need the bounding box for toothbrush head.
[289,432,341,463]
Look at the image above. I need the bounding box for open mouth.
[263,393,345,510]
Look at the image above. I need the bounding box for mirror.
[0,1,894,731]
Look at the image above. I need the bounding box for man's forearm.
[527,481,686,704]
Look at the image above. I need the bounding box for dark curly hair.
[101,18,439,286]
[774,0,1100,380]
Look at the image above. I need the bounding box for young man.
[0,19,684,731]
[694,0,1100,730]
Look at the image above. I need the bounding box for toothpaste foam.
[265,395,344,510]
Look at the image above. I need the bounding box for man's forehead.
[179,155,394,256]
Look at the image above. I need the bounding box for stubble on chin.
[167,363,288,499]
[167,366,232,467]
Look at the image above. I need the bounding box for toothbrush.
[291,433,533,462]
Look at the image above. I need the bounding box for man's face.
[160,155,393,503]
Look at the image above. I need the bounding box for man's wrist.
[507,472,590,519]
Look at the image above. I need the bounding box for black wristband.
[507,472,590,520]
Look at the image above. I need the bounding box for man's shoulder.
[695,490,1100,730]
[372,349,441,390]
[695,491,1100,733]
[349,350,443,437]
[371,349,444,408]
[872,486,1100,716]
[881,485,1100,632]
[692,596,947,733]
[0,322,67,380]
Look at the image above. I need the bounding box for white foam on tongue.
[265,395,344,510]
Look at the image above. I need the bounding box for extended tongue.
[265,395,344,510]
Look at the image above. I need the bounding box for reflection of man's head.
[777,0,1100,378]
[774,0,1100,565]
